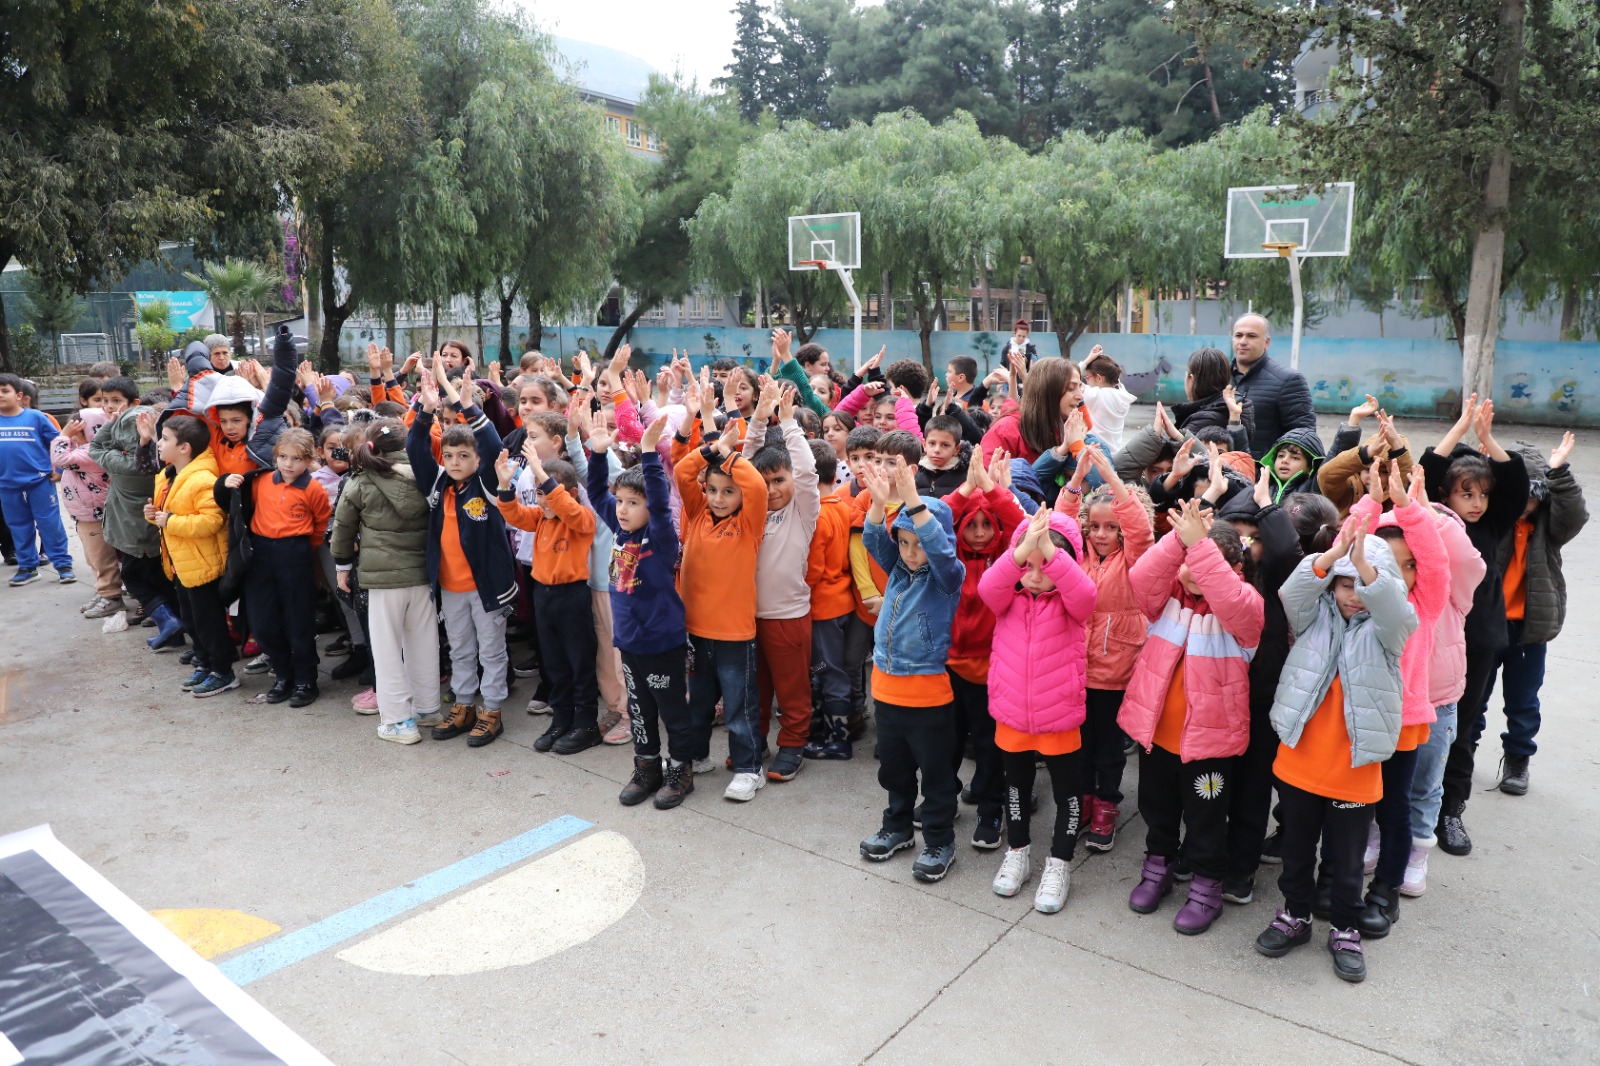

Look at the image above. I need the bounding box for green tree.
[21,274,86,364]
[1178,0,1600,394]
[183,259,281,356]
[604,80,756,356]
[132,298,177,368]
[717,0,776,122]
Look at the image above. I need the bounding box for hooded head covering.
[891,494,956,545]
[1006,507,1085,562]
[1008,459,1045,514]
[202,374,264,416]
[1331,534,1398,584]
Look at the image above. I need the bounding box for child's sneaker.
[350,688,379,714]
[57,567,76,584]
[1398,842,1430,898]
[1254,909,1312,957]
[8,568,39,587]
[179,666,210,691]
[377,718,421,745]
[691,756,718,776]
[767,746,804,782]
[432,702,477,740]
[970,814,1002,850]
[84,597,124,618]
[466,709,503,748]
[600,709,632,745]
[1259,827,1284,864]
[1034,857,1070,913]
[243,653,272,674]
[723,771,764,802]
[992,847,1032,897]
[415,708,444,728]
[912,843,956,883]
[1082,798,1118,852]
[241,638,260,656]
[860,828,915,861]
[80,594,103,613]
[1327,927,1367,983]
[525,697,551,715]
[1362,820,1381,874]
[191,672,240,698]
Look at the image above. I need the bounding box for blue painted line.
[218,814,592,986]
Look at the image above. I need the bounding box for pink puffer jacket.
[49,436,110,522]
[1082,492,1156,690]
[978,511,1097,735]
[1426,504,1486,706]
[1118,532,1264,761]
[1346,495,1450,725]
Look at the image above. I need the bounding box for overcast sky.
[513,0,880,90]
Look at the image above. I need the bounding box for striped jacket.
[1118,532,1265,762]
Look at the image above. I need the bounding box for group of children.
[3,324,1585,986]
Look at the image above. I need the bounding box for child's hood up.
[1330,533,1402,589]
[890,494,956,542]
[200,372,263,424]
[1006,507,1085,561]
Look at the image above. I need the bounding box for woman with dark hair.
[1173,347,1253,453]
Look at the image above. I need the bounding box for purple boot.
[1128,854,1175,913]
[1173,874,1225,935]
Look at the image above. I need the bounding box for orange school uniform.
[1273,677,1383,805]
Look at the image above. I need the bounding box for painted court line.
[218,815,592,986]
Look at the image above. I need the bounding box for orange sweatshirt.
[807,493,855,621]
[250,470,331,542]
[673,443,767,641]
[496,482,594,585]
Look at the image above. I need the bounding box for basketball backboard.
[788,212,861,271]
[1224,183,1354,258]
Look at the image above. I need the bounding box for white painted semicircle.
[335,830,643,976]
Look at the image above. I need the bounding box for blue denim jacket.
[864,495,964,677]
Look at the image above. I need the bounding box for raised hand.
[682,372,702,421]
[1172,498,1208,548]
[575,351,595,389]
[1549,430,1576,470]
[1223,384,1243,423]
[1362,457,1384,502]
[1201,443,1229,502]
[771,328,793,365]
[1254,463,1272,508]
[418,367,440,412]
[891,455,920,506]
[1376,409,1403,452]
[487,360,502,385]
[1472,399,1497,447]
[1387,462,1413,509]
[135,409,156,444]
[568,394,592,439]
[991,447,1013,489]
[166,355,185,390]
[1068,442,1100,489]
[864,345,885,374]
[859,464,895,509]
[640,412,671,452]
[778,382,796,424]
[1349,394,1380,425]
[713,418,741,457]
[380,347,395,376]
[400,352,422,378]
[1171,441,1203,480]
[1017,504,1052,559]
[1348,516,1373,575]
[752,376,780,422]
[365,342,382,377]
[861,380,885,398]
[494,448,514,491]
[607,343,632,386]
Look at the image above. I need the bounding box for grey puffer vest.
[1270,541,1418,768]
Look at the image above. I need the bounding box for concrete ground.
[2,415,1597,1066]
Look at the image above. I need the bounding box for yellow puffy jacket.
[152,450,228,587]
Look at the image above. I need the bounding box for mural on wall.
[338,323,1600,426]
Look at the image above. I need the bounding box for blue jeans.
[0,478,72,571]
[1481,622,1547,757]
[1409,702,1458,841]
[688,635,761,774]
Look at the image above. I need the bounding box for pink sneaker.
[602,709,632,745]
[350,688,379,714]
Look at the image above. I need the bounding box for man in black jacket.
[1229,314,1315,458]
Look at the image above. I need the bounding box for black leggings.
[622,646,691,760]
[1002,748,1083,861]
[1441,647,1499,809]
[1278,780,1372,930]
[949,670,1003,818]
[1082,688,1129,803]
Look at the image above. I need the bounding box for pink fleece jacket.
[978,511,1097,735]
[1082,492,1156,690]
[1347,495,1450,725]
[1424,504,1486,706]
[49,436,110,522]
[1118,532,1265,761]
[835,385,922,439]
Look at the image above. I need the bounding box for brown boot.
[466,708,503,748]
[619,755,665,806]
[653,759,695,810]
[432,702,477,741]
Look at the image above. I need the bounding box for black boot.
[1437,800,1473,856]
[619,756,665,806]
[330,644,371,681]
[1357,878,1400,938]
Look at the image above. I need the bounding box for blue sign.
[134,290,211,329]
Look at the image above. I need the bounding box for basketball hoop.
[788,212,865,371]
[1261,241,1299,258]
[798,259,832,270]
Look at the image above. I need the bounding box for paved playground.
[1,415,1595,1066]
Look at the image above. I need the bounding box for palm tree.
[183,259,282,357]
[132,296,177,369]
[242,265,286,358]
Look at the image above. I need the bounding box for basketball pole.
[1266,242,1304,371]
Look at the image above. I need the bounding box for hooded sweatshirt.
[942,483,1027,672]
[590,451,686,655]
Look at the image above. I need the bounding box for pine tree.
[717,0,775,122]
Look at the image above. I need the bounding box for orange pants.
[756,615,814,750]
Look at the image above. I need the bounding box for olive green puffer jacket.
[330,464,431,589]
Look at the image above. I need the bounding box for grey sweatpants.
[441,588,510,710]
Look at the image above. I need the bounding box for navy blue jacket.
[589,451,686,655]
[407,403,517,614]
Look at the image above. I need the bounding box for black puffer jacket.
[1419,443,1531,653]
[1501,444,1589,644]
[1172,391,1254,454]
[1231,355,1315,458]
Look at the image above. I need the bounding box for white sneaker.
[415,708,444,728]
[692,757,718,776]
[1034,857,1070,913]
[80,595,104,613]
[377,719,421,745]
[1399,843,1430,898]
[526,697,552,715]
[723,771,765,802]
[1362,820,1381,874]
[993,847,1032,897]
